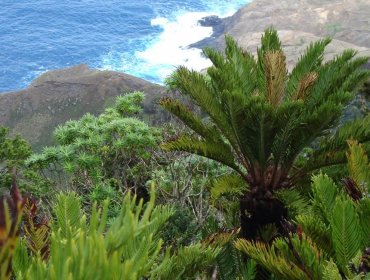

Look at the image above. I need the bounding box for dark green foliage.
[0,127,31,191]
[162,27,370,239]
[236,141,370,279]
[27,92,161,209]
[0,128,49,198]
[153,148,232,245]
[161,203,200,247]
[0,181,24,279]
[11,187,220,280]
[2,26,370,279]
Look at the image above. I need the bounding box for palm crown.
[161,27,370,238]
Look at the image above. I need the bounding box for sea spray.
[0,0,251,92]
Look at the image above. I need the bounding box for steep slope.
[194,0,370,69]
[0,65,167,149]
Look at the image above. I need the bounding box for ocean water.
[0,0,250,93]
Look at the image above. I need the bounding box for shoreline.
[1,1,250,95]
[3,0,370,95]
[188,15,226,50]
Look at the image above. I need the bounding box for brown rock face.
[0,64,167,149]
[195,0,370,69]
[1,0,369,149]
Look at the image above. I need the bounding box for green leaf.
[311,174,339,221]
[161,135,241,173]
[347,140,370,192]
[330,196,362,273]
[235,239,310,280]
[322,260,342,280]
[209,174,248,199]
[358,198,370,246]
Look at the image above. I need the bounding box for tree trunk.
[239,190,287,240]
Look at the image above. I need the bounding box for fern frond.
[322,260,342,280]
[299,112,370,174]
[264,50,286,107]
[347,140,370,192]
[286,37,331,99]
[161,135,240,172]
[330,196,362,273]
[53,192,85,239]
[296,214,333,257]
[209,174,248,200]
[159,97,219,141]
[358,198,370,247]
[275,189,312,216]
[311,174,339,221]
[235,239,310,280]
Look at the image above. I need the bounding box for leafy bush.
[10,187,220,280]
[235,141,370,279]
[162,27,370,239]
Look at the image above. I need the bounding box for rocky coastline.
[1,0,369,148]
[0,65,167,149]
[194,0,370,68]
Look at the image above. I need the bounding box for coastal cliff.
[0,65,167,149]
[1,0,369,148]
[194,0,370,68]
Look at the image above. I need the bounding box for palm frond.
[347,140,370,192]
[275,189,311,217]
[264,50,286,107]
[311,174,339,221]
[330,196,362,273]
[215,242,245,280]
[209,174,248,200]
[160,97,218,140]
[297,115,370,174]
[12,240,31,279]
[358,198,370,247]
[286,37,331,99]
[52,192,85,239]
[155,244,220,280]
[161,135,241,173]
[322,260,342,280]
[235,239,310,280]
[296,214,333,257]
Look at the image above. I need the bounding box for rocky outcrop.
[194,0,370,69]
[1,0,369,149]
[0,65,167,149]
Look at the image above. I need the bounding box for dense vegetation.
[1,28,370,279]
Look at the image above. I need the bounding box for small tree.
[161,27,370,239]
[27,92,161,203]
[0,127,32,190]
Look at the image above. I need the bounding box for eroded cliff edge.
[194,0,370,68]
[0,65,167,149]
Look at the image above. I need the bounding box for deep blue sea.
[0,0,250,92]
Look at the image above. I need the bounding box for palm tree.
[160,27,370,239]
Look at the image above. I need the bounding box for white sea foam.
[100,0,251,84]
[136,11,214,78]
